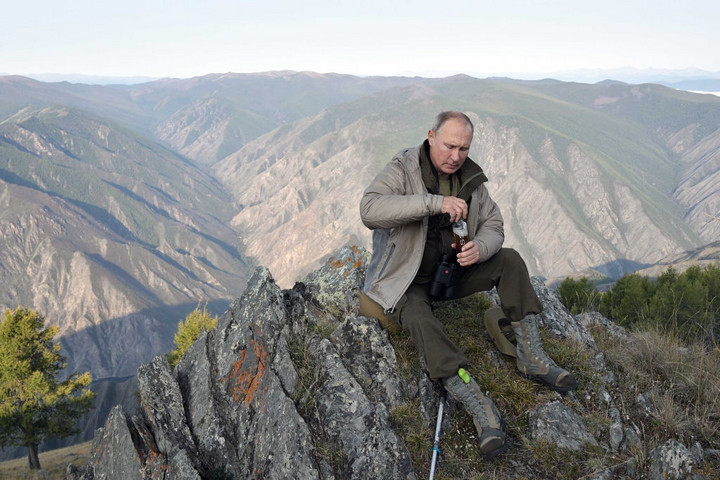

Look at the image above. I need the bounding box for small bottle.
[452,220,469,252]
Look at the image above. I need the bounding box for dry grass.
[386,293,602,479]
[386,293,720,479]
[9,296,718,479]
[599,328,720,447]
[0,441,91,479]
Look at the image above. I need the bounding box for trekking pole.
[429,391,446,480]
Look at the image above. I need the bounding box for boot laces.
[444,376,495,427]
[522,317,557,367]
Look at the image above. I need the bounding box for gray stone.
[528,400,599,451]
[137,356,199,465]
[649,439,697,480]
[301,245,369,317]
[609,417,625,452]
[307,336,415,480]
[175,331,238,477]
[331,315,405,410]
[576,311,629,340]
[689,441,705,465]
[208,267,321,480]
[67,406,143,480]
[531,277,597,349]
[624,424,642,451]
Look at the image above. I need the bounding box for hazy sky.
[3,0,719,80]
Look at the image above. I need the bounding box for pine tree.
[0,307,95,470]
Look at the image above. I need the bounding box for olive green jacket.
[360,144,504,312]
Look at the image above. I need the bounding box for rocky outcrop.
[67,246,715,479]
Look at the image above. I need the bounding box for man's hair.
[431,111,474,136]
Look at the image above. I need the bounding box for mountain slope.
[215,77,716,286]
[0,72,719,456]
[523,80,720,243]
[0,105,249,377]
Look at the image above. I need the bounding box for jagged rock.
[68,246,714,480]
[174,330,237,476]
[306,336,414,479]
[530,277,597,349]
[648,439,698,480]
[68,248,416,479]
[300,244,369,316]
[528,400,599,451]
[624,424,642,451]
[67,406,143,480]
[330,315,405,410]
[608,405,625,452]
[576,311,629,340]
[689,442,705,466]
[137,356,200,475]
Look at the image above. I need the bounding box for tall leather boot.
[442,368,509,458]
[512,314,578,393]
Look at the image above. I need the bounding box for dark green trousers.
[398,248,543,380]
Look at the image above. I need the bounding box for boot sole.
[478,419,510,459]
[482,438,510,460]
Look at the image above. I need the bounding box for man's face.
[427,119,472,176]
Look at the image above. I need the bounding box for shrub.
[598,266,720,344]
[557,277,599,314]
[167,304,218,368]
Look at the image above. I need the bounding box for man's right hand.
[441,196,468,222]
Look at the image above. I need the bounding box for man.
[359,111,577,458]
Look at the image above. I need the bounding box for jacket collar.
[419,140,488,202]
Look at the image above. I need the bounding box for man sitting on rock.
[359,110,577,458]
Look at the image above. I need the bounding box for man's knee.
[399,299,431,327]
[496,248,527,270]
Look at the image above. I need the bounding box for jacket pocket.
[377,242,396,279]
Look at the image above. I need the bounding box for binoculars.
[428,253,461,299]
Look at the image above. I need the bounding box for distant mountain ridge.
[7,67,720,90]
[0,71,719,454]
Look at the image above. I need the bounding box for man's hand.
[454,240,482,267]
[441,196,468,223]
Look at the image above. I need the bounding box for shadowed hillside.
[0,72,718,458]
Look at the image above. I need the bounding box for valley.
[0,71,718,454]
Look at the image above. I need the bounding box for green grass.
[384,292,720,479]
[0,441,91,479]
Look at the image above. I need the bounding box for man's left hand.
[455,241,482,267]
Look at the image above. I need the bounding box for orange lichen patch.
[328,247,366,271]
[144,449,171,475]
[224,329,269,405]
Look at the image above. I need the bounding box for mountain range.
[9,67,720,89]
[0,71,718,452]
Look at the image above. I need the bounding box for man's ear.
[427,129,435,146]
